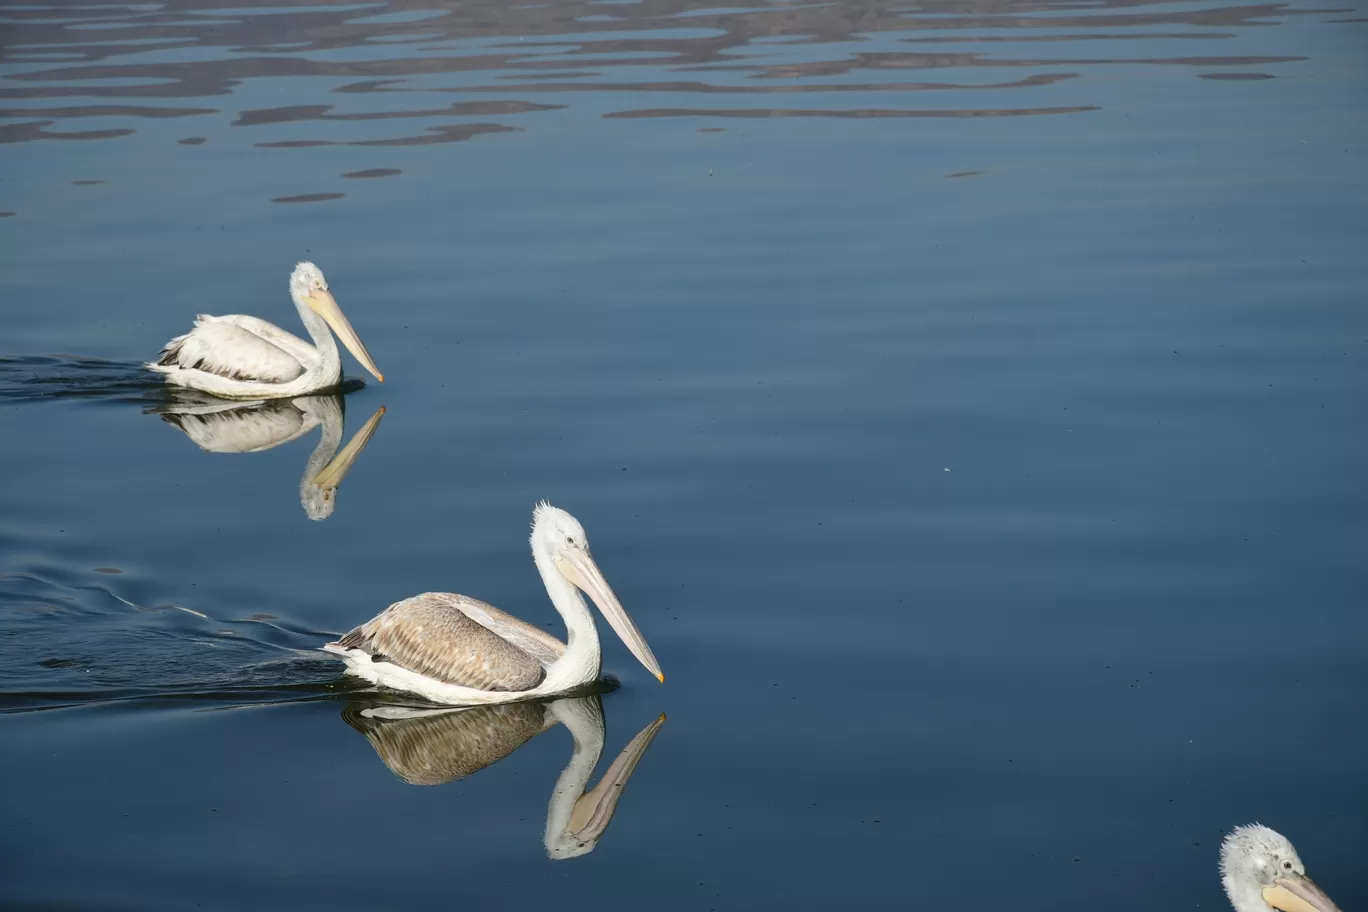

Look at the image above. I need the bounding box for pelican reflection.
[152,393,384,520]
[342,695,665,859]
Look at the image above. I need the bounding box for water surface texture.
[2,0,1366,908]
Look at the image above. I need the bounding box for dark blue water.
[2,0,1365,907]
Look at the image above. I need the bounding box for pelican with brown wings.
[325,502,664,705]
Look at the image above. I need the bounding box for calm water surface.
[1,0,1365,907]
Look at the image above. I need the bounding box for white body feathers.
[148,262,381,399]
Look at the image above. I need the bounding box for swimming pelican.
[154,393,385,520]
[148,262,383,399]
[1221,824,1342,912]
[343,696,665,859]
[325,502,663,705]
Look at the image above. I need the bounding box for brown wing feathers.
[333,595,547,692]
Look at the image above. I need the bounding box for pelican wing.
[159,401,312,453]
[332,593,559,692]
[156,314,306,384]
[454,597,568,668]
[213,314,319,368]
[342,702,554,785]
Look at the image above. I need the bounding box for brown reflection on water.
[0,105,213,120]
[233,99,559,126]
[462,72,1080,95]
[605,103,1100,119]
[0,0,1336,148]
[254,122,518,147]
[692,51,1305,81]
[0,120,133,144]
[272,192,345,203]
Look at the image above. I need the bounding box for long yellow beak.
[310,406,385,488]
[1264,873,1343,912]
[566,713,666,840]
[557,548,664,683]
[308,288,384,383]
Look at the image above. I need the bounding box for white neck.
[543,697,606,858]
[292,287,341,387]
[298,396,344,520]
[1222,872,1269,912]
[533,538,602,693]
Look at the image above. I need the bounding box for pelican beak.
[567,713,666,843]
[307,288,384,383]
[556,549,664,683]
[310,406,385,488]
[1264,873,1343,912]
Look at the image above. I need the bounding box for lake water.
[1,0,1365,907]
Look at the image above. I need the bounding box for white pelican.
[343,696,665,859]
[325,502,664,705]
[1221,824,1342,912]
[148,262,383,399]
[155,393,385,520]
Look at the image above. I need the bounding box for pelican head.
[531,502,664,683]
[1221,824,1342,912]
[289,261,383,383]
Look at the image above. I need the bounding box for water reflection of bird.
[1221,824,1342,912]
[148,262,383,398]
[343,695,665,859]
[325,502,664,705]
[155,394,385,520]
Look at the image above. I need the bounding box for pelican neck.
[292,289,340,382]
[533,538,602,687]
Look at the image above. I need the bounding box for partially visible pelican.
[155,393,385,520]
[343,696,665,859]
[148,262,383,399]
[1221,824,1342,912]
[325,502,663,705]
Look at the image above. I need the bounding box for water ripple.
[0,355,161,404]
[0,562,352,713]
[0,0,1336,157]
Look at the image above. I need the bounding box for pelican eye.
[1282,860,1293,870]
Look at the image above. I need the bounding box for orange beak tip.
[656,673,665,684]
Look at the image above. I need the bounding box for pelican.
[154,393,385,520]
[325,502,664,705]
[148,262,383,399]
[1221,824,1342,912]
[343,696,665,859]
